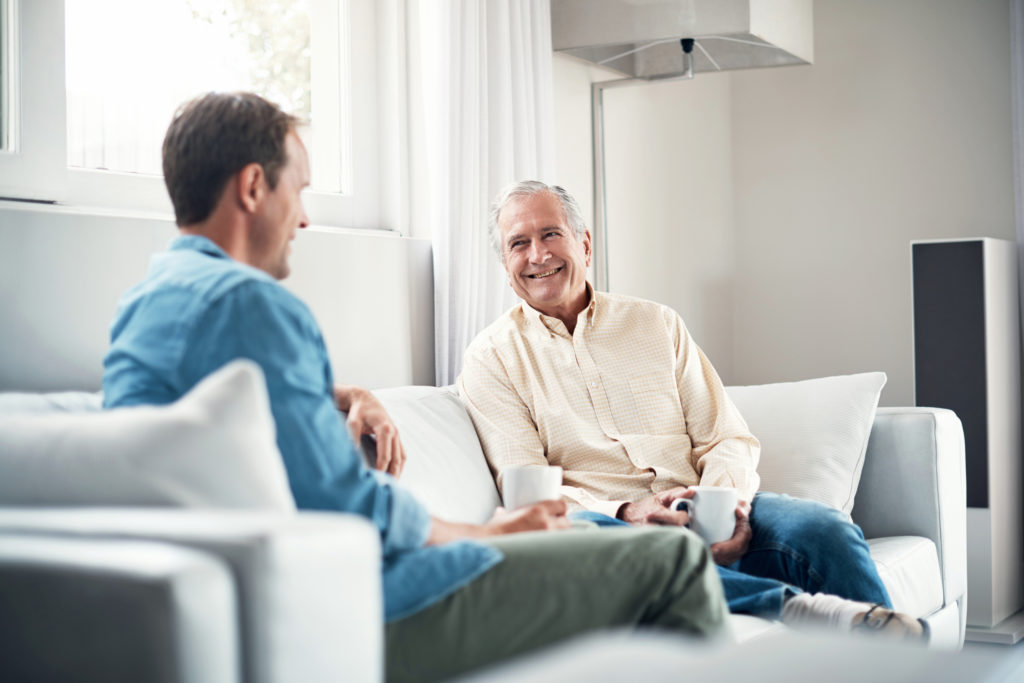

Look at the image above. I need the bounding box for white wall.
[553,0,1016,404]
[731,0,1014,405]
[604,73,737,381]
[552,56,615,231]
[553,55,739,380]
[285,227,435,389]
[0,203,434,392]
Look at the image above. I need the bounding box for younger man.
[103,93,730,681]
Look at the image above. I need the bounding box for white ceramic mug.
[502,466,563,509]
[670,486,738,545]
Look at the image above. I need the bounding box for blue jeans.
[572,492,893,619]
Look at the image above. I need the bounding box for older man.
[458,180,927,640]
[103,95,729,682]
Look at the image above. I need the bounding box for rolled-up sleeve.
[671,311,761,502]
[458,345,548,491]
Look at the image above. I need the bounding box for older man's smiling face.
[498,191,591,323]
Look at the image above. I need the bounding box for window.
[66,0,314,179]
[0,0,385,230]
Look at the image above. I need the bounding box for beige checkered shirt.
[457,287,761,517]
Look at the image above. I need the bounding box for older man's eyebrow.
[506,225,566,246]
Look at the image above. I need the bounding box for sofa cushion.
[369,386,502,524]
[729,614,787,642]
[0,360,295,510]
[867,536,943,618]
[725,373,886,514]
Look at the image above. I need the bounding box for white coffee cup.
[670,486,739,545]
[502,466,563,509]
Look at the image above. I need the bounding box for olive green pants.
[385,527,727,682]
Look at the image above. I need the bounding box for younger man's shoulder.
[199,267,319,335]
[120,248,314,330]
[178,250,293,306]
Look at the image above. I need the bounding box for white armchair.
[0,510,382,683]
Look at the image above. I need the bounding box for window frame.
[0,0,67,203]
[0,0,386,230]
[0,0,8,151]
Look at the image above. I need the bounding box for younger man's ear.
[236,162,266,214]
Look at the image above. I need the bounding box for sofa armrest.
[0,509,383,683]
[0,533,239,683]
[851,407,967,612]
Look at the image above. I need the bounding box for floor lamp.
[550,0,815,291]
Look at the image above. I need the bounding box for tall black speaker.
[912,238,1023,637]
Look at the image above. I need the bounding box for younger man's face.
[250,131,311,280]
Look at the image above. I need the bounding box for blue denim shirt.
[103,235,502,621]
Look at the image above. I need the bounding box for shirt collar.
[521,281,599,337]
[169,234,231,260]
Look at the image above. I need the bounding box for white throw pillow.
[367,385,501,525]
[0,360,296,510]
[725,372,887,514]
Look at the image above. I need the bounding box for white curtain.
[403,0,557,386]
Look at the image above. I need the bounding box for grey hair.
[487,181,588,259]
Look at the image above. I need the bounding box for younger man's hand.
[335,384,407,478]
[426,500,570,546]
[485,500,571,535]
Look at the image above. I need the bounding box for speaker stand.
[966,608,1024,645]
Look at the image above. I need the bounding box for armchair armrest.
[851,407,967,613]
[0,509,382,683]
[0,534,238,683]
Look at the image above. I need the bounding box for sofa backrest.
[369,385,502,525]
[0,391,102,413]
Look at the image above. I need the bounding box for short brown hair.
[162,92,300,226]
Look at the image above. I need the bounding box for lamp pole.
[590,40,695,292]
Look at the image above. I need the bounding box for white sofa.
[0,366,968,681]
[370,382,969,648]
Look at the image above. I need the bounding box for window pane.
[65,0,311,176]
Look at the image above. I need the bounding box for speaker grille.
[912,241,988,509]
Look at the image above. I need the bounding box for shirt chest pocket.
[627,372,686,436]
